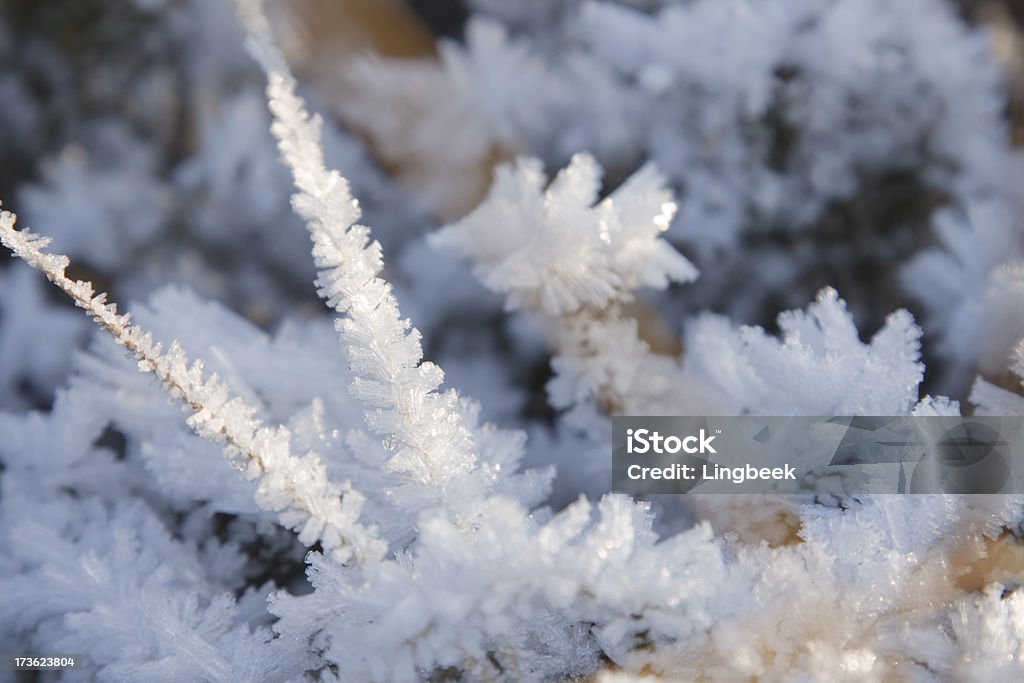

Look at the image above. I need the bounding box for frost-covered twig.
[434,153,703,419]
[237,0,478,491]
[0,206,384,565]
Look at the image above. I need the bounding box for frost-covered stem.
[0,207,385,565]
[554,306,655,414]
[432,152,703,419]
[237,0,478,488]
[550,303,718,418]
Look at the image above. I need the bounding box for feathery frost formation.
[238,3,479,494]
[434,152,709,419]
[684,288,928,417]
[0,208,383,565]
[2,0,1024,680]
[435,153,696,316]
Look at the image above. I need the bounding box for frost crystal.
[686,288,926,416]
[434,153,696,316]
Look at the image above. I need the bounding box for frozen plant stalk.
[0,206,384,565]
[238,0,480,495]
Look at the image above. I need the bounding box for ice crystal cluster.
[2,0,1024,681]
